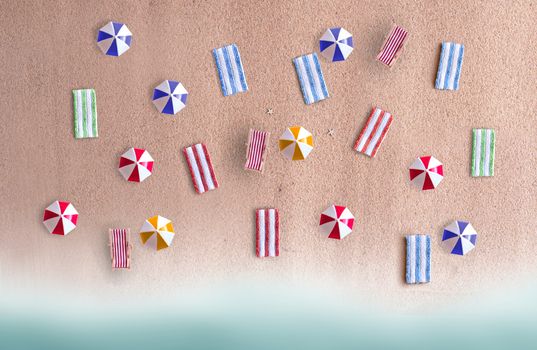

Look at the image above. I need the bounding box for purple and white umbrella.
[319,27,354,62]
[97,22,132,57]
[442,220,477,255]
[152,80,188,115]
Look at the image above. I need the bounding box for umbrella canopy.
[152,80,188,115]
[319,205,355,240]
[97,21,132,57]
[278,126,314,160]
[442,221,477,256]
[119,148,154,183]
[139,215,175,250]
[409,156,444,190]
[319,27,354,62]
[43,201,78,235]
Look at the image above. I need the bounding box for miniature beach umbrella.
[139,215,175,250]
[43,201,79,235]
[152,80,188,115]
[319,27,354,62]
[96,21,132,57]
[279,126,314,160]
[118,148,154,183]
[442,221,477,256]
[409,156,444,190]
[319,205,355,240]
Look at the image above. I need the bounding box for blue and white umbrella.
[152,80,188,115]
[319,27,354,62]
[97,22,132,57]
[442,220,477,256]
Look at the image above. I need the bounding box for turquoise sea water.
[2,285,537,350]
[2,311,536,350]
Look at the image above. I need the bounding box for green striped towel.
[73,89,98,138]
[471,128,495,177]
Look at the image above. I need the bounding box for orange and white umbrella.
[42,200,78,235]
[278,126,314,160]
[139,215,175,250]
[118,147,154,183]
[319,204,355,240]
[409,156,444,190]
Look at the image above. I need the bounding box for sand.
[1,0,536,312]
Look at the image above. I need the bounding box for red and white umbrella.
[118,147,154,183]
[43,200,79,235]
[319,204,355,240]
[409,156,444,190]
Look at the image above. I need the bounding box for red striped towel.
[109,228,131,270]
[353,107,394,158]
[256,208,279,257]
[245,129,270,172]
[183,143,219,194]
[376,25,409,67]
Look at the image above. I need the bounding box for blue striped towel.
[213,44,248,96]
[435,42,464,91]
[293,53,329,105]
[406,235,431,284]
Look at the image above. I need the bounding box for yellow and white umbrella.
[139,215,175,250]
[278,126,314,160]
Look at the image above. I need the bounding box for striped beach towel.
[406,234,431,284]
[73,89,98,138]
[245,129,270,172]
[353,107,394,158]
[256,208,279,258]
[376,25,409,67]
[213,44,248,96]
[293,53,329,105]
[109,228,131,270]
[183,143,219,194]
[435,42,464,90]
[472,128,495,177]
